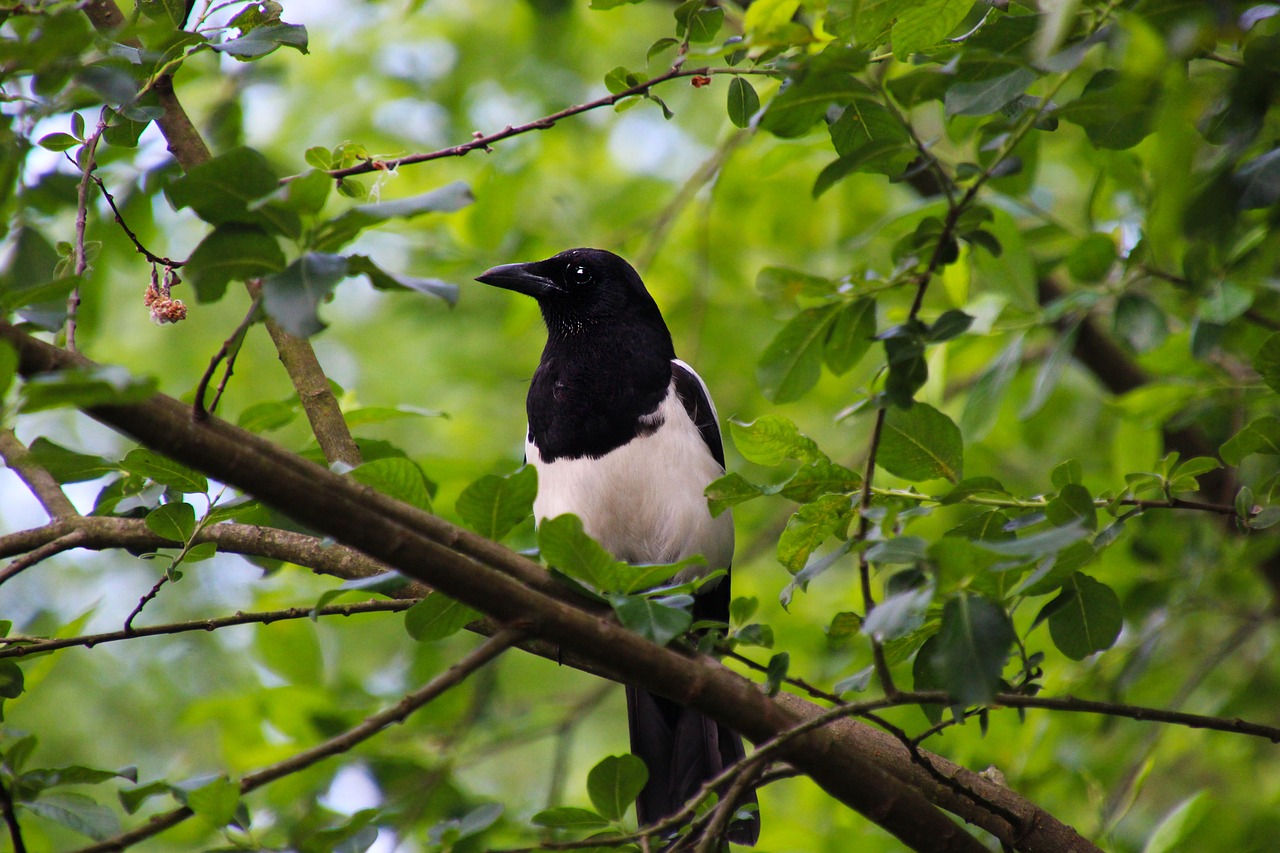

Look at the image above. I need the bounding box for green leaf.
[530,807,611,829]
[755,266,840,307]
[1221,416,1280,465]
[164,147,293,232]
[1066,233,1116,283]
[347,255,458,306]
[0,340,16,401]
[0,661,23,699]
[611,594,692,646]
[537,514,624,588]
[945,67,1039,117]
[1059,69,1158,150]
[930,593,1016,705]
[705,472,764,517]
[404,594,481,642]
[777,459,861,503]
[1143,791,1210,853]
[757,304,838,403]
[21,791,120,840]
[1236,148,1280,210]
[892,0,971,58]
[350,457,433,511]
[456,466,537,540]
[1198,281,1252,325]
[961,334,1024,440]
[37,132,80,152]
[587,754,648,821]
[184,776,240,827]
[312,182,473,252]
[760,71,860,138]
[1113,294,1168,353]
[828,97,911,159]
[1046,573,1122,660]
[1021,321,1079,419]
[260,252,349,338]
[20,366,157,414]
[28,438,115,483]
[863,581,933,641]
[1254,332,1280,394]
[824,298,876,375]
[729,416,826,466]
[144,501,196,542]
[730,596,759,626]
[854,0,911,47]
[185,225,285,303]
[1045,483,1098,531]
[879,403,964,483]
[726,77,760,128]
[254,619,323,684]
[237,400,299,432]
[764,651,790,695]
[119,781,173,815]
[211,23,309,59]
[777,493,854,573]
[938,478,1008,506]
[120,449,208,493]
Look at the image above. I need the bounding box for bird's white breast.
[527,377,733,578]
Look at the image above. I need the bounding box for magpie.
[476,248,760,846]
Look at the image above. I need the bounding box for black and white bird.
[476,248,759,845]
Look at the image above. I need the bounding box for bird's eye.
[567,264,593,286]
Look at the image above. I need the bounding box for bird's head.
[476,248,667,338]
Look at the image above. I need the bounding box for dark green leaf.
[1059,69,1158,150]
[727,77,760,128]
[538,514,624,588]
[757,304,838,403]
[892,0,972,58]
[404,594,481,642]
[211,23,309,59]
[144,501,196,542]
[945,67,1038,117]
[1235,148,1280,210]
[456,466,537,540]
[184,776,240,827]
[347,255,459,306]
[1221,416,1280,465]
[931,593,1016,705]
[260,252,349,337]
[20,366,157,414]
[21,792,119,840]
[119,781,173,815]
[1046,573,1122,660]
[1045,483,1098,531]
[28,438,115,483]
[531,807,611,829]
[587,754,647,821]
[185,225,285,303]
[312,182,473,252]
[1066,233,1116,282]
[164,147,290,230]
[351,457,433,511]
[764,651,789,695]
[760,71,861,138]
[825,298,876,375]
[1113,294,1168,353]
[612,593,693,645]
[705,472,764,517]
[121,449,208,493]
[0,661,23,699]
[879,403,963,483]
[1254,333,1280,394]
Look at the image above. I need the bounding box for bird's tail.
[625,686,761,846]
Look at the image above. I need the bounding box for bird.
[476,248,760,846]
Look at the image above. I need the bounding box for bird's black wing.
[671,359,725,468]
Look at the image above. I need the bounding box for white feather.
[528,369,732,580]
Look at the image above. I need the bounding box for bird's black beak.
[475,261,562,299]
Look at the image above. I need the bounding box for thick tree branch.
[0,321,1060,853]
[0,429,77,519]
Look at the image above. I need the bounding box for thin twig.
[0,600,417,659]
[0,429,78,519]
[123,574,168,633]
[89,173,185,268]
[318,66,776,181]
[69,111,108,352]
[193,295,262,421]
[68,628,524,853]
[0,776,27,853]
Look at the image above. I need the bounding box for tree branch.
[0,320,1025,852]
[0,600,416,658]
[0,429,77,519]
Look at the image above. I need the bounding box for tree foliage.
[1,1,1279,851]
